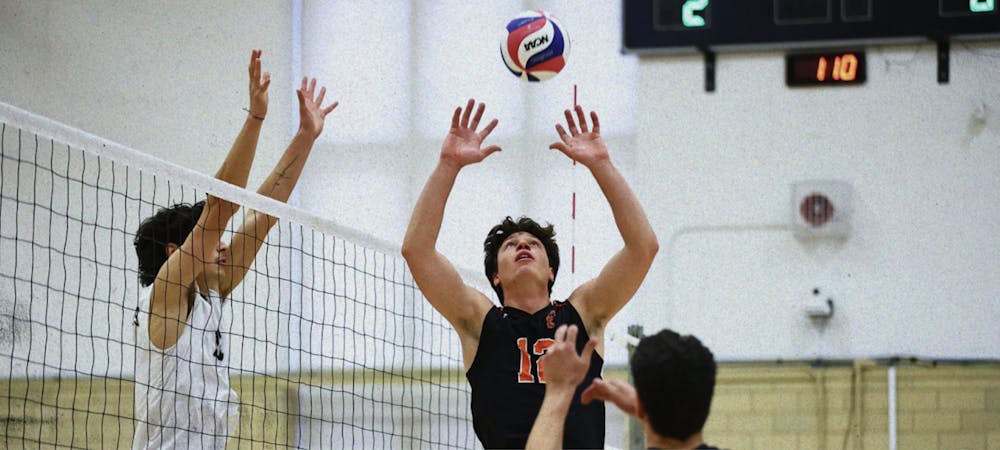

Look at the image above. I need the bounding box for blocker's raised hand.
[248,49,271,119]
[297,77,338,140]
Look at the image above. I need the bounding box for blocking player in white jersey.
[131,49,338,449]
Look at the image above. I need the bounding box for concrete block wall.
[699,362,1000,450]
[2,362,997,448]
[0,376,295,449]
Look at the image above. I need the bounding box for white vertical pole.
[290,0,304,206]
[888,365,897,450]
[290,3,304,446]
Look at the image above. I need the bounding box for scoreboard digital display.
[624,0,999,53]
[786,51,866,86]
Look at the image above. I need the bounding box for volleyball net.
[0,102,481,449]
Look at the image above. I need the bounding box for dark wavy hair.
[133,201,205,287]
[631,329,716,441]
[482,216,559,304]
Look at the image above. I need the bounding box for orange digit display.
[787,51,866,86]
[839,53,858,81]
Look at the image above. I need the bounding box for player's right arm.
[401,100,500,361]
[146,49,267,350]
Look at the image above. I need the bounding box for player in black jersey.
[402,99,659,448]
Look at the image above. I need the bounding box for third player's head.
[630,329,716,443]
[483,216,559,305]
[134,201,227,288]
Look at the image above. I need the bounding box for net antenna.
[571,84,579,287]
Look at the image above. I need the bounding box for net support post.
[627,325,645,450]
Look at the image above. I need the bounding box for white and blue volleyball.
[500,10,570,82]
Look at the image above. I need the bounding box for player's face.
[203,240,229,283]
[494,232,553,290]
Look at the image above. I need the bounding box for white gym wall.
[2,1,997,366]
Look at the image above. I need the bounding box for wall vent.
[791,180,853,238]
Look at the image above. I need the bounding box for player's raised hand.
[248,49,271,120]
[549,105,609,169]
[440,99,501,169]
[537,325,596,391]
[581,378,640,417]
[297,77,339,140]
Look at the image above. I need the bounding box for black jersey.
[466,300,605,449]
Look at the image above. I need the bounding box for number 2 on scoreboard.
[682,0,710,27]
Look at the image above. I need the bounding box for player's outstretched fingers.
[563,109,579,135]
[478,118,498,141]
[553,324,569,342]
[322,100,339,116]
[470,102,485,130]
[564,324,578,346]
[450,107,462,129]
[460,99,474,128]
[575,105,588,133]
[316,86,326,106]
[549,124,571,155]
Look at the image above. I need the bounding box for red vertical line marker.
[571,192,576,274]
[571,84,578,279]
[572,86,578,166]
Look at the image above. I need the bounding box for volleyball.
[500,10,570,82]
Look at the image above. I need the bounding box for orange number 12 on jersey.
[517,337,555,383]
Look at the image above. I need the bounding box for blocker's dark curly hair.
[133,201,204,287]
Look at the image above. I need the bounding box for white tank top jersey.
[132,288,239,450]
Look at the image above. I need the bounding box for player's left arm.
[221,77,338,298]
[551,106,659,334]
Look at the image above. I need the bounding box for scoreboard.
[623,0,999,88]
[624,0,999,53]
